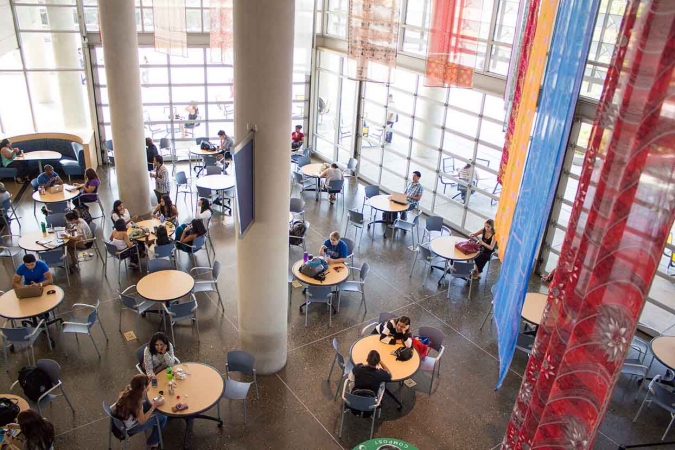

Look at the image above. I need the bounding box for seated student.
[319,163,344,203]
[175,218,207,253]
[142,332,180,378]
[218,129,234,155]
[1,138,31,183]
[196,198,212,222]
[318,231,348,264]
[146,137,159,164]
[112,374,167,450]
[291,125,304,151]
[373,316,412,348]
[73,168,100,208]
[111,200,138,226]
[0,182,10,204]
[148,224,172,259]
[152,194,178,226]
[110,218,140,269]
[36,165,63,189]
[65,211,93,271]
[349,350,391,394]
[13,254,53,290]
[2,409,55,450]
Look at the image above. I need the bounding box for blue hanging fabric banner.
[493,0,601,389]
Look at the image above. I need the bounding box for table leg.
[179,413,224,449]
[315,178,320,201]
[385,387,403,410]
[38,161,43,173]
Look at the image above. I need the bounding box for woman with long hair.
[4,409,54,450]
[152,194,178,226]
[142,332,180,378]
[112,374,167,450]
[111,199,137,226]
[110,218,140,269]
[196,197,212,222]
[73,167,100,208]
[0,138,30,183]
[468,219,496,279]
[175,218,207,253]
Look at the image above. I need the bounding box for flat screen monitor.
[233,131,255,238]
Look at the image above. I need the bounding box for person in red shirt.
[291,125,305,151]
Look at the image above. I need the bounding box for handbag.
[300,257,328,280]
[455,239,480,255]
[412,336,431,359]
[394,346,414,361]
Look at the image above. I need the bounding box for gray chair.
[515,333,535,355]
[118,285,158,334]
[196,186,216,206]
[0,320,50,370]
[45,213,67,228]
[337,262,369,312]
[46,201,69,214]
[205,165,221,176]
[162,295,199,348]
[290,197,305,221]
[220,378,253,424]
[153,243,176,268]
[325,179,345,209]
[305,286,334,327]
[360,312,396,336]
[103,401,164,450]
[12,359,74,416]
[289,220,310,252]
[343,157,358,179]
[480,285,498,330]
[392,213,420,248]
[176,234,211,268]
[226,350,259,399]
[190,262,224,311]
[417,326,445,395]
[148,259,173,273]
[326,338,354,400]
[104,241,141,289]
[159,138,176,174]
[633,374,675,440]
[362,185,380,219]
[341,237,355,266]
[1,195,21,232]
[0,234,21,270]
[339,379,385,440]
[40,247,70,287]
[79,192,105,221]
[620,361,649,401]
[175,171,194,210]
[344,209,366,248]
[446,261,475,300]
[135,344,147,374]
[62,300,109,357]
[409,242,443,279]
[631,324,660,364]
[295,156,311,167]
[83,221,105,265]
[423,216,450,243]
[292,171,315,196]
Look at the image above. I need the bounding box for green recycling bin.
[353,438,418,450]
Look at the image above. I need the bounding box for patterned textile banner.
[153,0,187,57]
[348,0,400,81]
[210,0,233,63]
[503,0,529,125]
[494,0,548,259]
[294,0,315,75]
[493,0,600,390]
[504,0,675,447]
[424,0,484,87]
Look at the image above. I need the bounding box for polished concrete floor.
[0,164,670,449]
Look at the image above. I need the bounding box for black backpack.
[0,397,19,426]
[289,220,307,246]
[18,366,54,402]
[394,346,414,361]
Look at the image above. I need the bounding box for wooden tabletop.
[127,219,175,242]
[189,146,223,156]
[147,362,224,417]
[19,230,69,252]
[292,260,349,287]
[300,163,325,177]
[368,194,409,213]
[350,335,421,382]
[0,394,29,412]
[195,174,235,191]
[15,150,62,161]
[0,285,65,319]
[651,336,675,370]
[522,292,548,325]
[32,186,80,203]
[429,236,479,261]
[137,270,195,302]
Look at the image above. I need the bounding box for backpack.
[348,388,376,418]
[289,220,307,246]
[394,346,414,361]
[18,366,54,402]
[300,258,328,280]
[0,397,19,426]
[412,336,431,359]
[200,141,216,151]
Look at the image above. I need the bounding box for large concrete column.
[98,0,150,215]
[234,0,294,374]
[46,0,88,129]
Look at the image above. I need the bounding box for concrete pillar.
[46,0,88,129]
[98,0,150,215]
[234,0,294,374]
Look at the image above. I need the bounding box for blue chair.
[362,185,380,220]
[0,234,21,270]
[60,143,85,182]
[175,171,193,210]
[118,286,158,334]
[220,378,253,424]
[392,213,420,248]
[0,321,50,369]
[45,213,67,229]
[162,295,199,348]
[153,242,175,268]
[148,258,173,273]
[11,359,74,416]
[30,178,39,192]
[324,179,345,209]
[0,167,17,181]
[190,261,224,311]
[103,401,164,449]
[1,195,21,231]
[104,241,141,289]
[176,234,211,267]
[226,350,259,399]
[304,286,334,328]
[338,379,385,440]
[135,344,148,374]
[326,338,354,400]
[62,300,108,357]
[40,247,70,287]
[337,262,369,312]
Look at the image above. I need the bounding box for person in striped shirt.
[373,316,413,348]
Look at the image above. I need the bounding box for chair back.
[196,186,211,199]
[206,166,221,175]
[46,213,66,228]
[452,261,474,278]
[102,402,128,436]
[176,171,188,186]
[411,214,420,226]
[328,179,344,193]
[290,198,305,213]
[418,326,444,352]
[292,172,304,184]
[213,261,221,281]
[30,179,39,192]
[348,209,364,224]
[159,138,171,149]
[307,286,332,303]
[135,344,147,368]
[227,350,255,376]
[347,158,358,171]
[89,221,98,239]
[86,308,99,328]
[344,390,379,412]
[154,243,174,259]
[202,155,217,166]
[49,202,69,214]
[119,292,139,310]
[378,312,396,323]
[425,216,444,232]
[36,359,61,384]
[105,241,120,258]
[168,299,197,320]
[364,185,379,199]
[359,262,370,282]
[296,156,311,167]
[342,238,355,259]
[332,338,346,369]
[649,376,675,412]
[192,234,206,251]
[195,137,209,145]
[418,244,433,262]
[105,140,114,152]
[0,327,30,342]
[148,259,173,273]
[40,248,66,266]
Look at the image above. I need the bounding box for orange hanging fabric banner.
[495,0,559,259]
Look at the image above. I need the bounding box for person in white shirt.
[111,200,137,226]
[458,162,480,203]
[112,374,167,450]
[65,211,93,271]
[196,198,213,223]
[319,163,343,203]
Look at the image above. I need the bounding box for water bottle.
[303,252,308,263]
[166,365,173,382]
[40,222,46,234]
[160,214,165,224]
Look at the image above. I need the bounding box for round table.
[127,219,175,243]
[300,163,325,200]
[429,236,479,261]
[19,230,69,252]
[350,335,421,382]
[650,336,675,370]
[189,146,224,177]
[0,285,65,320]
[15,151,62,172]
[32,187,80,204]
[522,292,548,326]
[147,362,224,446]
[137,270,195,302]
[291,259,349,287]
[367,195,410,238]
[196,175,235,215]
[0,394,29,413]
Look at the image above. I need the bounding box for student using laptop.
[13,254,52,290]
[36,165,63,190]
[398,170,423,220]
[318,231,348,264]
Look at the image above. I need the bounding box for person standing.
[150,155,170,204]
[385,94,397,144]
[146,138,159,164]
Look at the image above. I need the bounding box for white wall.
[0,0,18,59]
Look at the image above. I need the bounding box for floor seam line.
[54,416,107,438]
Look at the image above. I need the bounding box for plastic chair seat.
[62,323,90,334]
[393,221,415,232]
[193,282,216,294]
[136,300,157,315]
[338,282,362,293]
[420,356,438,372]
[0,248,20,257]
[223,379,251,400]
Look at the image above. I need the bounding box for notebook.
[390,192,408,205]
[65,185,80,192]
[48,185,63,194]
[15,285,44,299]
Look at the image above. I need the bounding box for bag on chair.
[75,205,93,224]
[289,221,307,246]
[455,239,480,255]
[412,336,431,359]
[18,366,53,402]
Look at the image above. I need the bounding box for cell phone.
[152,378,157,388]
[47,290,56,295]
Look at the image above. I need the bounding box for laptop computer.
[15,285,44,299]
[49,185,63,194]
[390,192,408,205]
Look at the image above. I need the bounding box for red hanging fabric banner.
[210,0,234,63]
[424,0,484,88]
[504,0,675,447]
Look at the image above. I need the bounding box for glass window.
[0,73,33,134]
